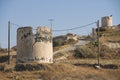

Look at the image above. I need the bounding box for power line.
[53,21,97,32]
[10,21,97,32]
[11,22,22,28]
[10,22,37,30]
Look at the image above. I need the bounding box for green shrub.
[68,39,75,43]
[53,40,65,47]
[73,47,97,58]
[100,45,120,59]
[53,41,59,47]
[96,27,107,32]
[0,48,7,53]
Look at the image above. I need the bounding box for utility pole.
[0,42,1,49]
[48,19,54,29]
[8,21,10,64]
[97,20,100,67]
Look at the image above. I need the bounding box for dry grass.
[53,44,70,52]
[0,63,120,80]
[0,57,120,80]
[56,58,120,66]
[100,28,120,43]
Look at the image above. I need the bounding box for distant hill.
[53,33,79,47]
[54,25,120,60]
[94,25,120,49]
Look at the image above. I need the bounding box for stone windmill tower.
[101,15,112,27]
[17,26,53,63]
[33,27,53,63]
[17,27,34,63]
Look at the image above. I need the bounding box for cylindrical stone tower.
[33,27,53,63]
[101,15,112,27]
[17,27,34,63]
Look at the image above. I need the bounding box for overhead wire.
[1,21,97,48]
[10,22,22,28]
[10,21,97,32]
[53,21,97,32]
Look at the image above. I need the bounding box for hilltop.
[53,26,120,60]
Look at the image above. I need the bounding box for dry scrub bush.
[100,45,120,59]
[73,46,97,58]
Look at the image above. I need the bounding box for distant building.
[66,33,78,41]
[101,15,112,27]
[53,33,78,42]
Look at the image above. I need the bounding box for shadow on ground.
[74,63,119,69]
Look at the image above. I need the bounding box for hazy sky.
[0,0,120,48]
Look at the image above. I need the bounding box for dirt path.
[53,40,89,55]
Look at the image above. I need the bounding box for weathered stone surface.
[17,27,34,63]
[101,15,112,27]
[17,27,53,63]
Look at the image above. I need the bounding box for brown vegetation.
[0,62,120,80]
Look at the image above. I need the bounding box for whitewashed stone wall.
[33,27,53,63]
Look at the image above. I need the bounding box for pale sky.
[0,0,120,48]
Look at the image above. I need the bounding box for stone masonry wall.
[17,26,53,63]
[17,27,34,63]
[101,16,112,27]
[33,27,53,63]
